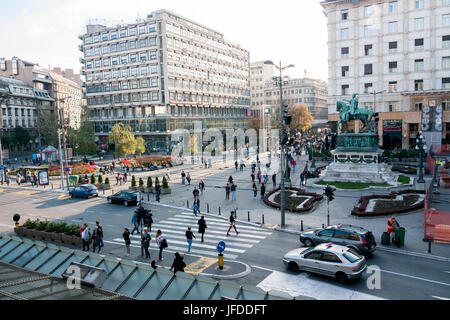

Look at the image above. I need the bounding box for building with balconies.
[79,9,250,150]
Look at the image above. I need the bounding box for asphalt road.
[0,188,449,300]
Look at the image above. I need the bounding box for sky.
[0,0,328,81]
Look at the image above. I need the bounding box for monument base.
[321,150,398,184]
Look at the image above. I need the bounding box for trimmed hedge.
[263,187,323,213]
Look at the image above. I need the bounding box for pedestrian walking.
[141,228,151,259]
[193,195,200,216]
[235,161,238,172]
[291,159,297,173]
[225,183,230,200]
[253,183,258,199]
[96,221,104,249]
[260,183,266,200]
[198,216,207,243]
[144,209,153,232]
[228,176,233,184]
[185,227,196,253]
[155,180,161,202]
[193,186,200,198]
[251,171,255,183]
[123,228,131,256]
[231,183,237,201]
[257,171,262,184]
[156,230,167,261]
[199,180,205,194]
[181,170,186,185]
[81,224,90,251]
[92,226,101,253]
[124,172,128,183]
[300,172,305,187]
[170,252,186,274]
[227,211,239,236]
[186,173,191,185]
[272,174,277,188]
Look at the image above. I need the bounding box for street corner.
[200,258,251,280]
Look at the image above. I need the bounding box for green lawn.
[398,175,411,185]
[317,181,391,190]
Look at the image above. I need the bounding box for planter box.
[61,234,74,244]
[22,228,34,238]
[48,232,62,242]
[145,187,154,193]
[130,186,139,191]
[161,188,172,194]
[72,236,83,247]
[33,230,47,241]
[94,184,111,190]
[14,226,25,236]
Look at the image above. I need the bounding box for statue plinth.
[336,132,379,153]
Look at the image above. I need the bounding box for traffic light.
[323,185,336,202]
[374,112,380,123]
[283,105,292,126]
[281,128,289,145]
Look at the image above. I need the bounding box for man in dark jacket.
[170,252,186,274]
[198,216,207,243]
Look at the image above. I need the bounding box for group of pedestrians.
[80,221,104,253]
[181,170,191,185]
[225,176,238,201]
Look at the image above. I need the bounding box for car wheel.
[124,201,129,207]
[303,238,314,247]
[288,261,300,272]
[336,272,348,284]
[107,198,112,204]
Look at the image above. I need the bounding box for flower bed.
[264,187,323,213]
[135,155,175,167]
[351,190,426,217]
[15,219,83,246]
[48,163,98,176]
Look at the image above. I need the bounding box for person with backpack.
[170,252,186,274]
[96,221,104,249]
[131,211,140,235]
[227,211,239,236]
[123,228,131,257]
[141,228,151,259]
[198,216,207,243]
[185,226,196,253]
[156,230,167,261]
[92,226,101,253]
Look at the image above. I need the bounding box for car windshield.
[343,249,363,263]
[302,247,314,255]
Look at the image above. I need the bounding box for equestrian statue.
[336,94,377,133]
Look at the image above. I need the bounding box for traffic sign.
[217,241,226,254]
[0,166,4,170]
[65,167,70,172]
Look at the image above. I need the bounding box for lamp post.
[415,131,427,185]
[55,96,72,190]
[264,60,295,228]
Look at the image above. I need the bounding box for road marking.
[0,188,4,193]
[257,270,384,300]
[432,296,450,300]
[58,194,70,200]
[252,265,276,272]
[14,190,38,196]
[380,269,450,287]
[445,271,450,274]
[184,257,217,275]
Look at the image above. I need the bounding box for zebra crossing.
[107,212,273,260]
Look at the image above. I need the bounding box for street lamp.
[264,60,295,228]
[55,96,72,190]
[415,131,427,185]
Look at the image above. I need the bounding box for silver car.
[283,243,367,283]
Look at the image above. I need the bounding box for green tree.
[90,174,96,184]
[98,175,103,184]
[39,111,58,146]
[131,175,137,187]
[135,137,146,155]
[147,177,153,188]
[67,120,98,157]
[139,177,144,187]
[105,177,110,185]
[13,126,31,147]
[162,176,169,189]
[110,123,136,157]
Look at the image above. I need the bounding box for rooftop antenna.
[304,69,307,78]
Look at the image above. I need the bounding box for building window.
[415,102,423,111]
[341,47,349,57]
[364,25,374,37]
[415,59,424,71]
[388,21,398,33]
[364,64,373,75]
[364,83,373,93]
[442,78,450,89]
[443,35,450,48]
[341,85,349,95]
[341,66,349,77]
[364,5,374,17]
[364,44,373,56]
[389,41,398,53]
[415,80,424,91]
[389,61,398,73]
[442,100,450,110]
[341,28,349,40]
[444,14,450,26]
[341,9,349,20]
[443,56,450,69]
[415,0,424,9]
[389,81,397,92]
[415,17,424,30]
[389,1,398,13]
[415,38,424,51]
[444,0,450,5]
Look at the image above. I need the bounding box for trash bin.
[394,227,406,247]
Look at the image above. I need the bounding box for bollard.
[248,211,250,222]
[103,189,105,195]
[219,207,221,216]
[207,203,210,213]
[322,224,325,228]
[148,194,150,201]
[235,208,238,219]
[428,240,432,254]
[51,184,53,190]
[187,200,189,209]
[218,254,224,270]
[301,220,304,232]
[262,214,265,225]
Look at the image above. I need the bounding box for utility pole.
[60,107,70,189]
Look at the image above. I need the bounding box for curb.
[376,246,450,263]
[200,260,252,280]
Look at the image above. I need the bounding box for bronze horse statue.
[336,99,376,133]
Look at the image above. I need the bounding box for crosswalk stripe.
[151,222,266,239]
[169,217,272,235]
[178,212,270,231]
[107,239,238,260]
[129,234,253,248]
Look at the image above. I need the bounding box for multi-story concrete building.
[321,0,450,149]
[79,9,250,150]
[250,61,274,122]
[48,69,83,129]
[264,76,329,122]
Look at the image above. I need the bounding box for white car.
[283,243,367,283]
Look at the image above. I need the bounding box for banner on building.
[421,105,443,150]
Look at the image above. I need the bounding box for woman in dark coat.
[197,216,207,243]
[170,252,186,274]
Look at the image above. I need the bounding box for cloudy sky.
[0,0,328,81]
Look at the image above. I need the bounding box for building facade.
[321,0,450,149]
[264,77,328,122]
[250,61,274,120]
[80,9,250,150]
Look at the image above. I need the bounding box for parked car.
[107,191,139,207]
[283,243,367,283]
[299,224,376,256]
[69,185,99,199]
